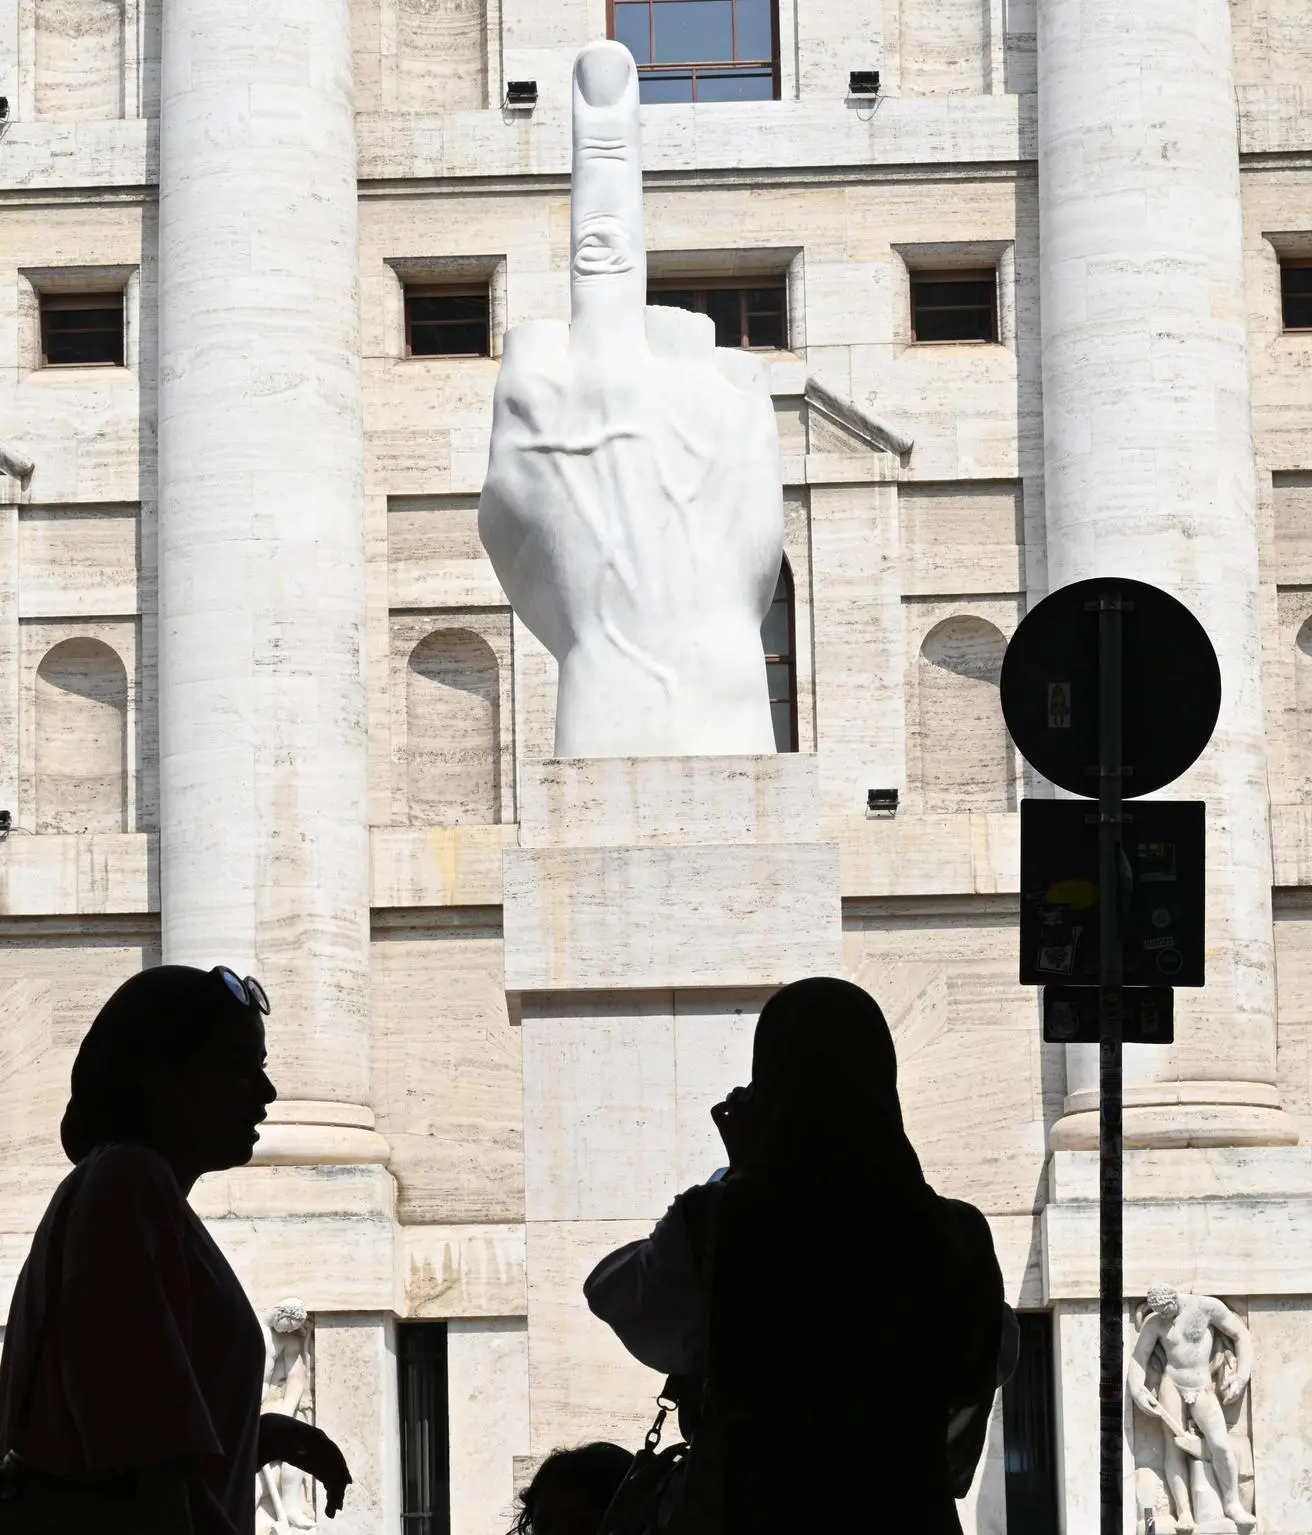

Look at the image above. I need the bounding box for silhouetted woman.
[585,977,1014,1534]
[0,965,351,1535]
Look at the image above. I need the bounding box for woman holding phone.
[584,976,1015,1533]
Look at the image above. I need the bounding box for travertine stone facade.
[2,4,1312,1534]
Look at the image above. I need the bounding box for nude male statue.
[1127,1285,1255,1531]
[258,1299,316,1533]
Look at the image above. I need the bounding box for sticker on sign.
[1048,683,1071,728]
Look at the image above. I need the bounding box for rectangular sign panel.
[1019,799,1205,987]
[1043,985,1175,1044]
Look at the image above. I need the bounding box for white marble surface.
[447,1319,531,1535]
[156,0,373,1127]
[479,44,784,758]
[1038,0,1293,1146]
[517,754,821,847]
[311,1316,402,1535]
[503,842,842,993]
[1247,1299,1312,1535]
[522,997,679,1223]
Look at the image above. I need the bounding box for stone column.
[157,0,385,1164]
[1037,0,1298,1148]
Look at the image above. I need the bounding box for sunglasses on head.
[213,966,271,1016]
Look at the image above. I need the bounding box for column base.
[1050,1094,1300,1151]
[248,1100,391,1166]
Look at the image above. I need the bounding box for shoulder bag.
[0,1165,190,1535]
[598,1183,727,1535]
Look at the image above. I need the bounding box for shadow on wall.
[913,615,1016,813]
[1294,618,1312,798]
[35,637,128,833]
[406,628,501,825]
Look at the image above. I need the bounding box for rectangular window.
[648,279,787,349]
[398,1323,450,1535]
[1001,1314,1060,1535]
[405,285,491,358]
[761,561,798,753]
[610,0,779,104]
[910,269,998,344]
[1281,259,1312,331]
[39,291,124,368]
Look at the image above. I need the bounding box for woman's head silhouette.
[61,964,277,1192]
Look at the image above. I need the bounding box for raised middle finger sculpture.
[478,41,786,758]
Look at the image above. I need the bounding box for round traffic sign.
[999,577,1221,798]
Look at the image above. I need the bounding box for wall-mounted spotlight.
[848,71,881,98]
[0,810,11,840]
[0,98,9,122]
[504,80,539,111]
[866,788,899,818]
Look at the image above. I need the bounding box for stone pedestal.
[1043,1149,1312,1535]
[501,755,842,1453]
[312,1315,403,1535]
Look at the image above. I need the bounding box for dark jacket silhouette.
[585,976,1007,1534]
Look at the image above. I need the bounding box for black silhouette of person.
[0,965,352,1535]
[508,1442,634,1535]
[585,976,1015,1534]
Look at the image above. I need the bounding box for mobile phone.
[708,1166,729,1184]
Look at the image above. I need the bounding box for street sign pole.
[1096,592,1126,1535]
[1001,574,1220,1533]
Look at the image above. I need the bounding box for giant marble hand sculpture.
[478,41,785,757]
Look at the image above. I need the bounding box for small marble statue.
[1128,1286,1257,1533]
[256,1299,316,1535]
[479,40,785,758]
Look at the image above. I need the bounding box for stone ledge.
[517,755,820,848]
[356,95,1030,185]
[0,833,156,915]
[1272,803,1312,887]
[369,823,515,909]
[1042,1197,1312,1302]
[503,843,842,993]
[397,1223,527,1318]
[837,809,1020,897]
[1049,1147,1312,1205]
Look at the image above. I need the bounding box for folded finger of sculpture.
[478,40,785,758]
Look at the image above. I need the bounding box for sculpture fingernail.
[577,44,632,109]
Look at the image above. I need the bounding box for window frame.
[1280,257,1312,333]
[403,282,493,360]
[647,276,789,350]
[38,289,126,369]
[762,556,799,754]
[607,0,782,103]
[909,267,1000,346]
[397,1322,450,1535]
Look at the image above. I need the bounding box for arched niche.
[36,637,128,833]
[406,629,501,825]
[914,615,1013,812]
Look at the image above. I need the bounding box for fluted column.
[1038,0,1298,1148]
[158,0,385,1164]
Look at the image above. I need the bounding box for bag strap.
[9,1164,88,1443]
